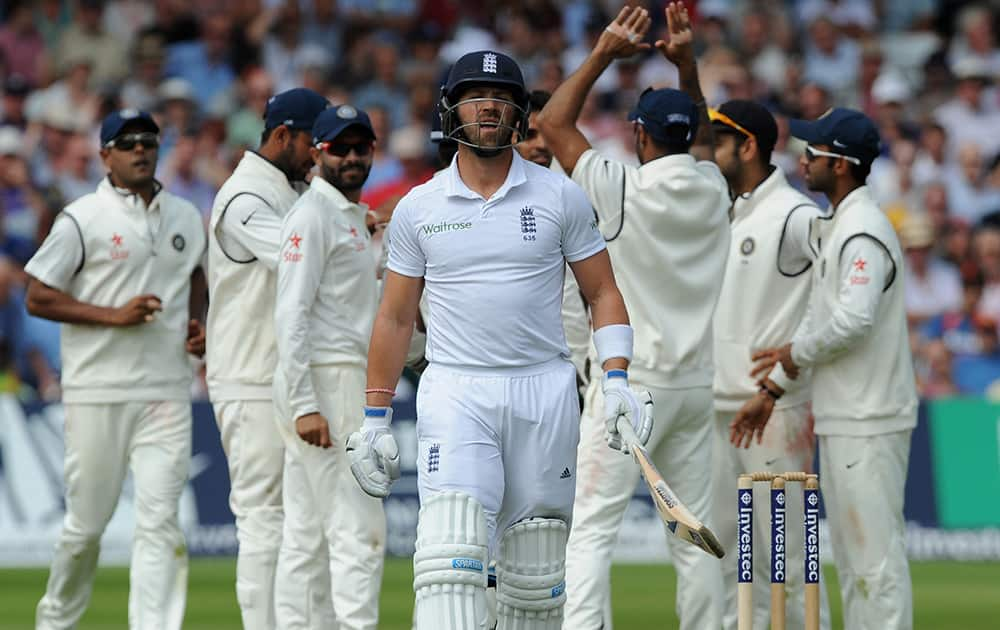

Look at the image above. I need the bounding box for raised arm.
[537,5,652,175]
[655,2,713,159]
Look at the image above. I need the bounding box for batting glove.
[602,370,654,453]
[347,406,401,498]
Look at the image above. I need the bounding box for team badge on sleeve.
[284,233,304,263]
[172,234,185,251]
[850,257,870,285]
[740,237,755,256]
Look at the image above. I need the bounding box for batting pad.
[496,517,568,630]
[413,491,490,629]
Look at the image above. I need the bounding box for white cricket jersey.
[25,177,206,403]
[773,186,918,435]
[571,148,730,388]
[386,151,605,371]
[275,177,378,422]
[713,168,822,412]
[206,151,301,401]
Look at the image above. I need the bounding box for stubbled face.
[101,122,159,190]
[516,111,552,167]
[714,132,745,187]
[800,144,837,193]
[455,86,518,149]
[314,129,374,192]
[272,127,316,182]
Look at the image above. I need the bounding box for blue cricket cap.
[312,104,376,144]
[628,87,698,145]
[100,108,159,146]
[263,87,329,131]
[789,107,881,165]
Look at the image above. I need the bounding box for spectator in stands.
[156,77,198,159]
[948,4,1000,75]
[934,57,1000,160]
[164,10,235,111]
[362,124,433,223]
[226,67,272,151]
[803,17,860,97]
[364,105,403,191]
[0,127,46,265]
[0,0,44,85]
[121,32,168,112]
[903,212,962,326]
[946,143,993,224]
[917,339,958,399]
[160,128,215,219]
[354,31,409,129]
[53,133,99,204]
[953,314,1000,396]
[923,266,985,358]
[913,122,948,186]
[1,74,30,129]
[974,226,1000,322]
[54,0,128,89]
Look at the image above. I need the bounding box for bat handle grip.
[616,414,641,451]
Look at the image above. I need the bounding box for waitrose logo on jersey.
[419,220,473,236]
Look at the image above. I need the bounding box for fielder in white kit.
[731,108,917,630]
[206,88,329,629]
[273,104,386,630]
[538,6,729,628]
[347,50,652,630]
[708,99,832,630]
[26,109,207,630]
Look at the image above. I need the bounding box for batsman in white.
[26,109,207,630]
[708,99,832,630]
[731,108,917,630]
[538,5,729,629]
[206,87,329,629]
[273,104,386,630]
[347,49,652,630]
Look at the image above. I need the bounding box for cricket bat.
[617,417,726,559]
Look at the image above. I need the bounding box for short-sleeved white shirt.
[387,151,605,370]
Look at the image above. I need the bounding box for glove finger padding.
[347,431,393,498]
[603,387,655,453]
[374,433,401,482]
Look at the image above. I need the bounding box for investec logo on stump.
[805,488,821,584]
[737,489,753,583]
[419,220,473,236]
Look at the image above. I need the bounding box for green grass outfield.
[2,559,998,628]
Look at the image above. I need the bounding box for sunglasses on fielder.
[105,132,159,151]
[708,108,756,142]
[804,144,861,165]
[317,140,374,157]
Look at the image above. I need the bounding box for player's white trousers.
[712,404,832,630]
[274,364,386,630]
[213,400,284,630]
[821,429,912,630]
[36,401,190,630]
[564,383,723,630]
[415,358,580,550]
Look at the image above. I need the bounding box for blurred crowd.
[1,0,1000,401]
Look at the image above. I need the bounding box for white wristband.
[769,362,795,392]
[593,324,633,366]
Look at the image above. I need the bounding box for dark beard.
[322,162,370,192]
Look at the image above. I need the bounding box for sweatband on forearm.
[593,324,633,365]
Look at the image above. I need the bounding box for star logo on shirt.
[112,233,123,247]
[350,227,358,238]
[853,258,867,271]
[289,233,303,249]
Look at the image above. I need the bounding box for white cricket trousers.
[712,404,832,630]
[213,400,285,630]
[821,429,912,630]
[414,359,581,551]
[564,383,723,630]
[36,401,190,630]
[273,364,386,630]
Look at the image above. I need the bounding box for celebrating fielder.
[206,88,329,629]
[28,109,207,630]
[347,50,649,630]
[708,99,832,629]
[273,104,386,630]
[731,108,917,630]
[538,5,729,628]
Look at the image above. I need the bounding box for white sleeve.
[24,213,84,292]
[790,236,894,368]
[275,207,326,422]
[570,148,631,233]
[777,203,822,276]
[385,199,426,278]
[219,194,284,270]
[561,178,606,262]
